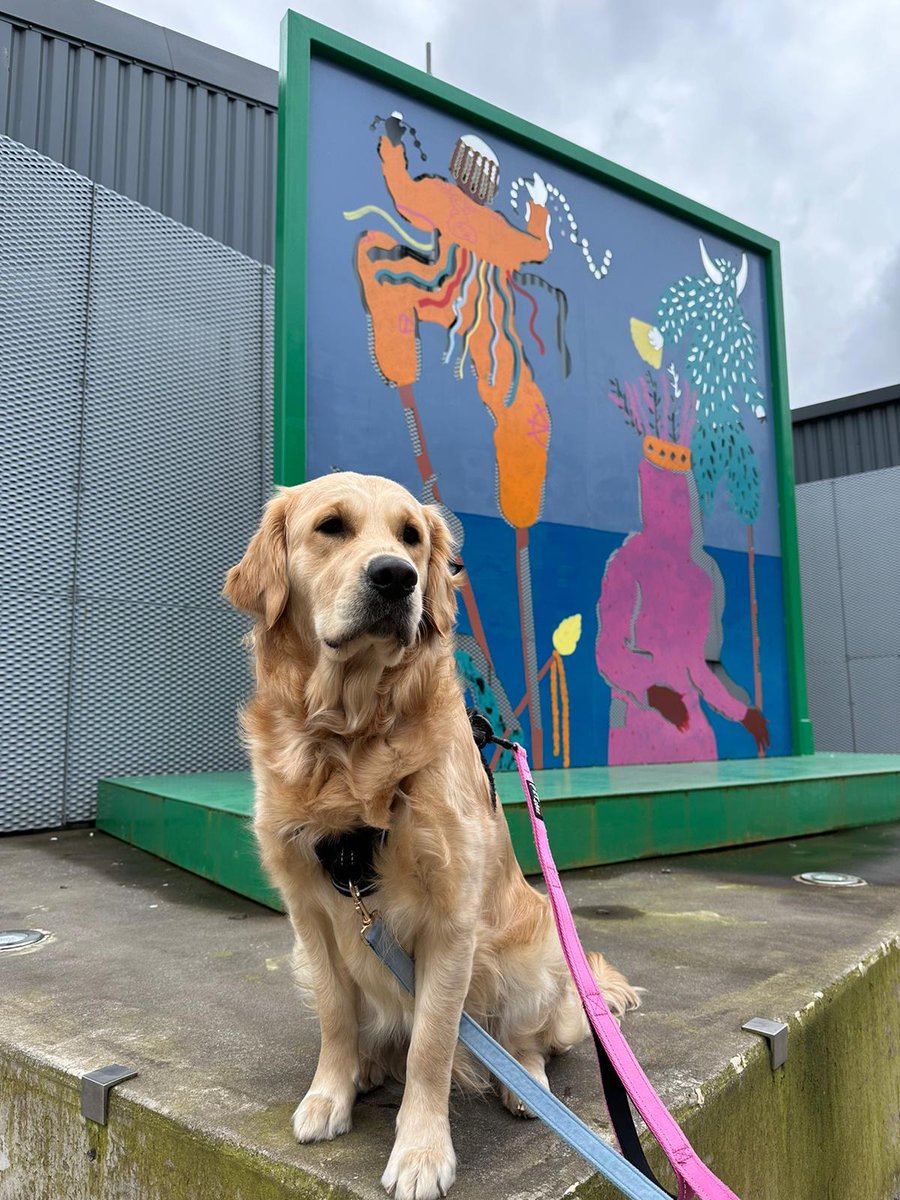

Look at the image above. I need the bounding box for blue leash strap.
[364,917,669,1200]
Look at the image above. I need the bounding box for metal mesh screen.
[66,599,253,819]
[1,137,272,830]
[76,187,264,610]
[835,468,900,753]
[848,657,900,753]
[795,481,854,753]
[795,480,845,666]
[0,137,92,829]
[833,469,900,660]
[262,267,275,496]
[796,467,900,753]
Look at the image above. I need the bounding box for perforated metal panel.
[833,469,900,660]
[262,266,275,494]
[66,600,253,820]
[0,136,92,829]
[805,658,854,754]
[77,187,264,609]
[1,137,272,830]
[796,466,900,754]
[795,480,845,666]
[0,595,73,831]
[0,138,89,593]
[795,480,855,753]
[64,188,266,821]
[849,656,900,753]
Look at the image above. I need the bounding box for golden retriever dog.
[224,472,638,1200]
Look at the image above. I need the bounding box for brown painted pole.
[397,384,493,668]
[515,525,544,768]
[747,522,764,757]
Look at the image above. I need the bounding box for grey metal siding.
[792,385,900,484]
[0,2,277,262]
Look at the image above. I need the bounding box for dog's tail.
[549,951,641,1053]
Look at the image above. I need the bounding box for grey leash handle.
[364,918,669,1200]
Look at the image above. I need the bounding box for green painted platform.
[96,754,900,911]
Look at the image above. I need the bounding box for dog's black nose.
[366,555,418,600]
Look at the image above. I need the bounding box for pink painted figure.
[596,453,767,764]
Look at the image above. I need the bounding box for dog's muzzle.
[324,556,419,650]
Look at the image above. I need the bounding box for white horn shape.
[735,253,749,297]
[699,238,723,286]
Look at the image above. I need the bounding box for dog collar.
[314,826,388,898]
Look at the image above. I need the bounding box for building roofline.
[0,0,277,107]
[792,381,900,423]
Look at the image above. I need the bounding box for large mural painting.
[303,57,791,770]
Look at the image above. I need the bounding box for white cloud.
[104,0,900,406]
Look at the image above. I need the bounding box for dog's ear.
[421,505,459,640]
[223,492,289,629]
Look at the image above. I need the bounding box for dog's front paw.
[381,1133,456,1200]
[292,1089,354,1143]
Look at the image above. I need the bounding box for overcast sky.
[108,0,900,408]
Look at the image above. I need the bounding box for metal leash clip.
[349,882,378,938]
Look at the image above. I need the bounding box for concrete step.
[2,825,899,1200]
[95,752,900,908]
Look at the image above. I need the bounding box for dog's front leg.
[381,927,474,1200]
[290,908,361,1143]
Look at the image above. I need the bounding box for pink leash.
[512,743,740,1200]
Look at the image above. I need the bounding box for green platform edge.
[96,754,900,912]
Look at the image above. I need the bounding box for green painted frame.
[275,9,814,756]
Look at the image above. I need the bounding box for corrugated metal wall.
[792,385,900,484]
[0,0,277,263]
[1,134,274,831]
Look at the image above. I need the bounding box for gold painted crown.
[643,436,691,472]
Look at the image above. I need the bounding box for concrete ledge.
[2,826,900,1199]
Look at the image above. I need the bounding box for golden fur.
[224,472,638,1200]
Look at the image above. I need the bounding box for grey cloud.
[111,0,900,406]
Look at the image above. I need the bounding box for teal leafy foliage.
[656,256,764,523]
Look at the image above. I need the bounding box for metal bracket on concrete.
[81,1064,138,1125]
[742,1017,789,1070]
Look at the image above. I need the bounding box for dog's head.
[224,473,458,668]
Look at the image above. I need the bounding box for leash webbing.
[344,714,740,1198]
[511,743,741,1200]
[364,918,670,1200]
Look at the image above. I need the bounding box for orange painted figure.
[355,117,554,530]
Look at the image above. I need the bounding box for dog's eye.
[316,516,346,536]
[402,524,421,546]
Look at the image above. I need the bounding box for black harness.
[314,709,508,898]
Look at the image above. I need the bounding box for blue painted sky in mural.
[305,57,782,559]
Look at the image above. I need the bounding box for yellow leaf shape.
[552,614,582,657]
[630,318,663,369]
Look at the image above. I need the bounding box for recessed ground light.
[794,872,866,888]
[0,929,48,951]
